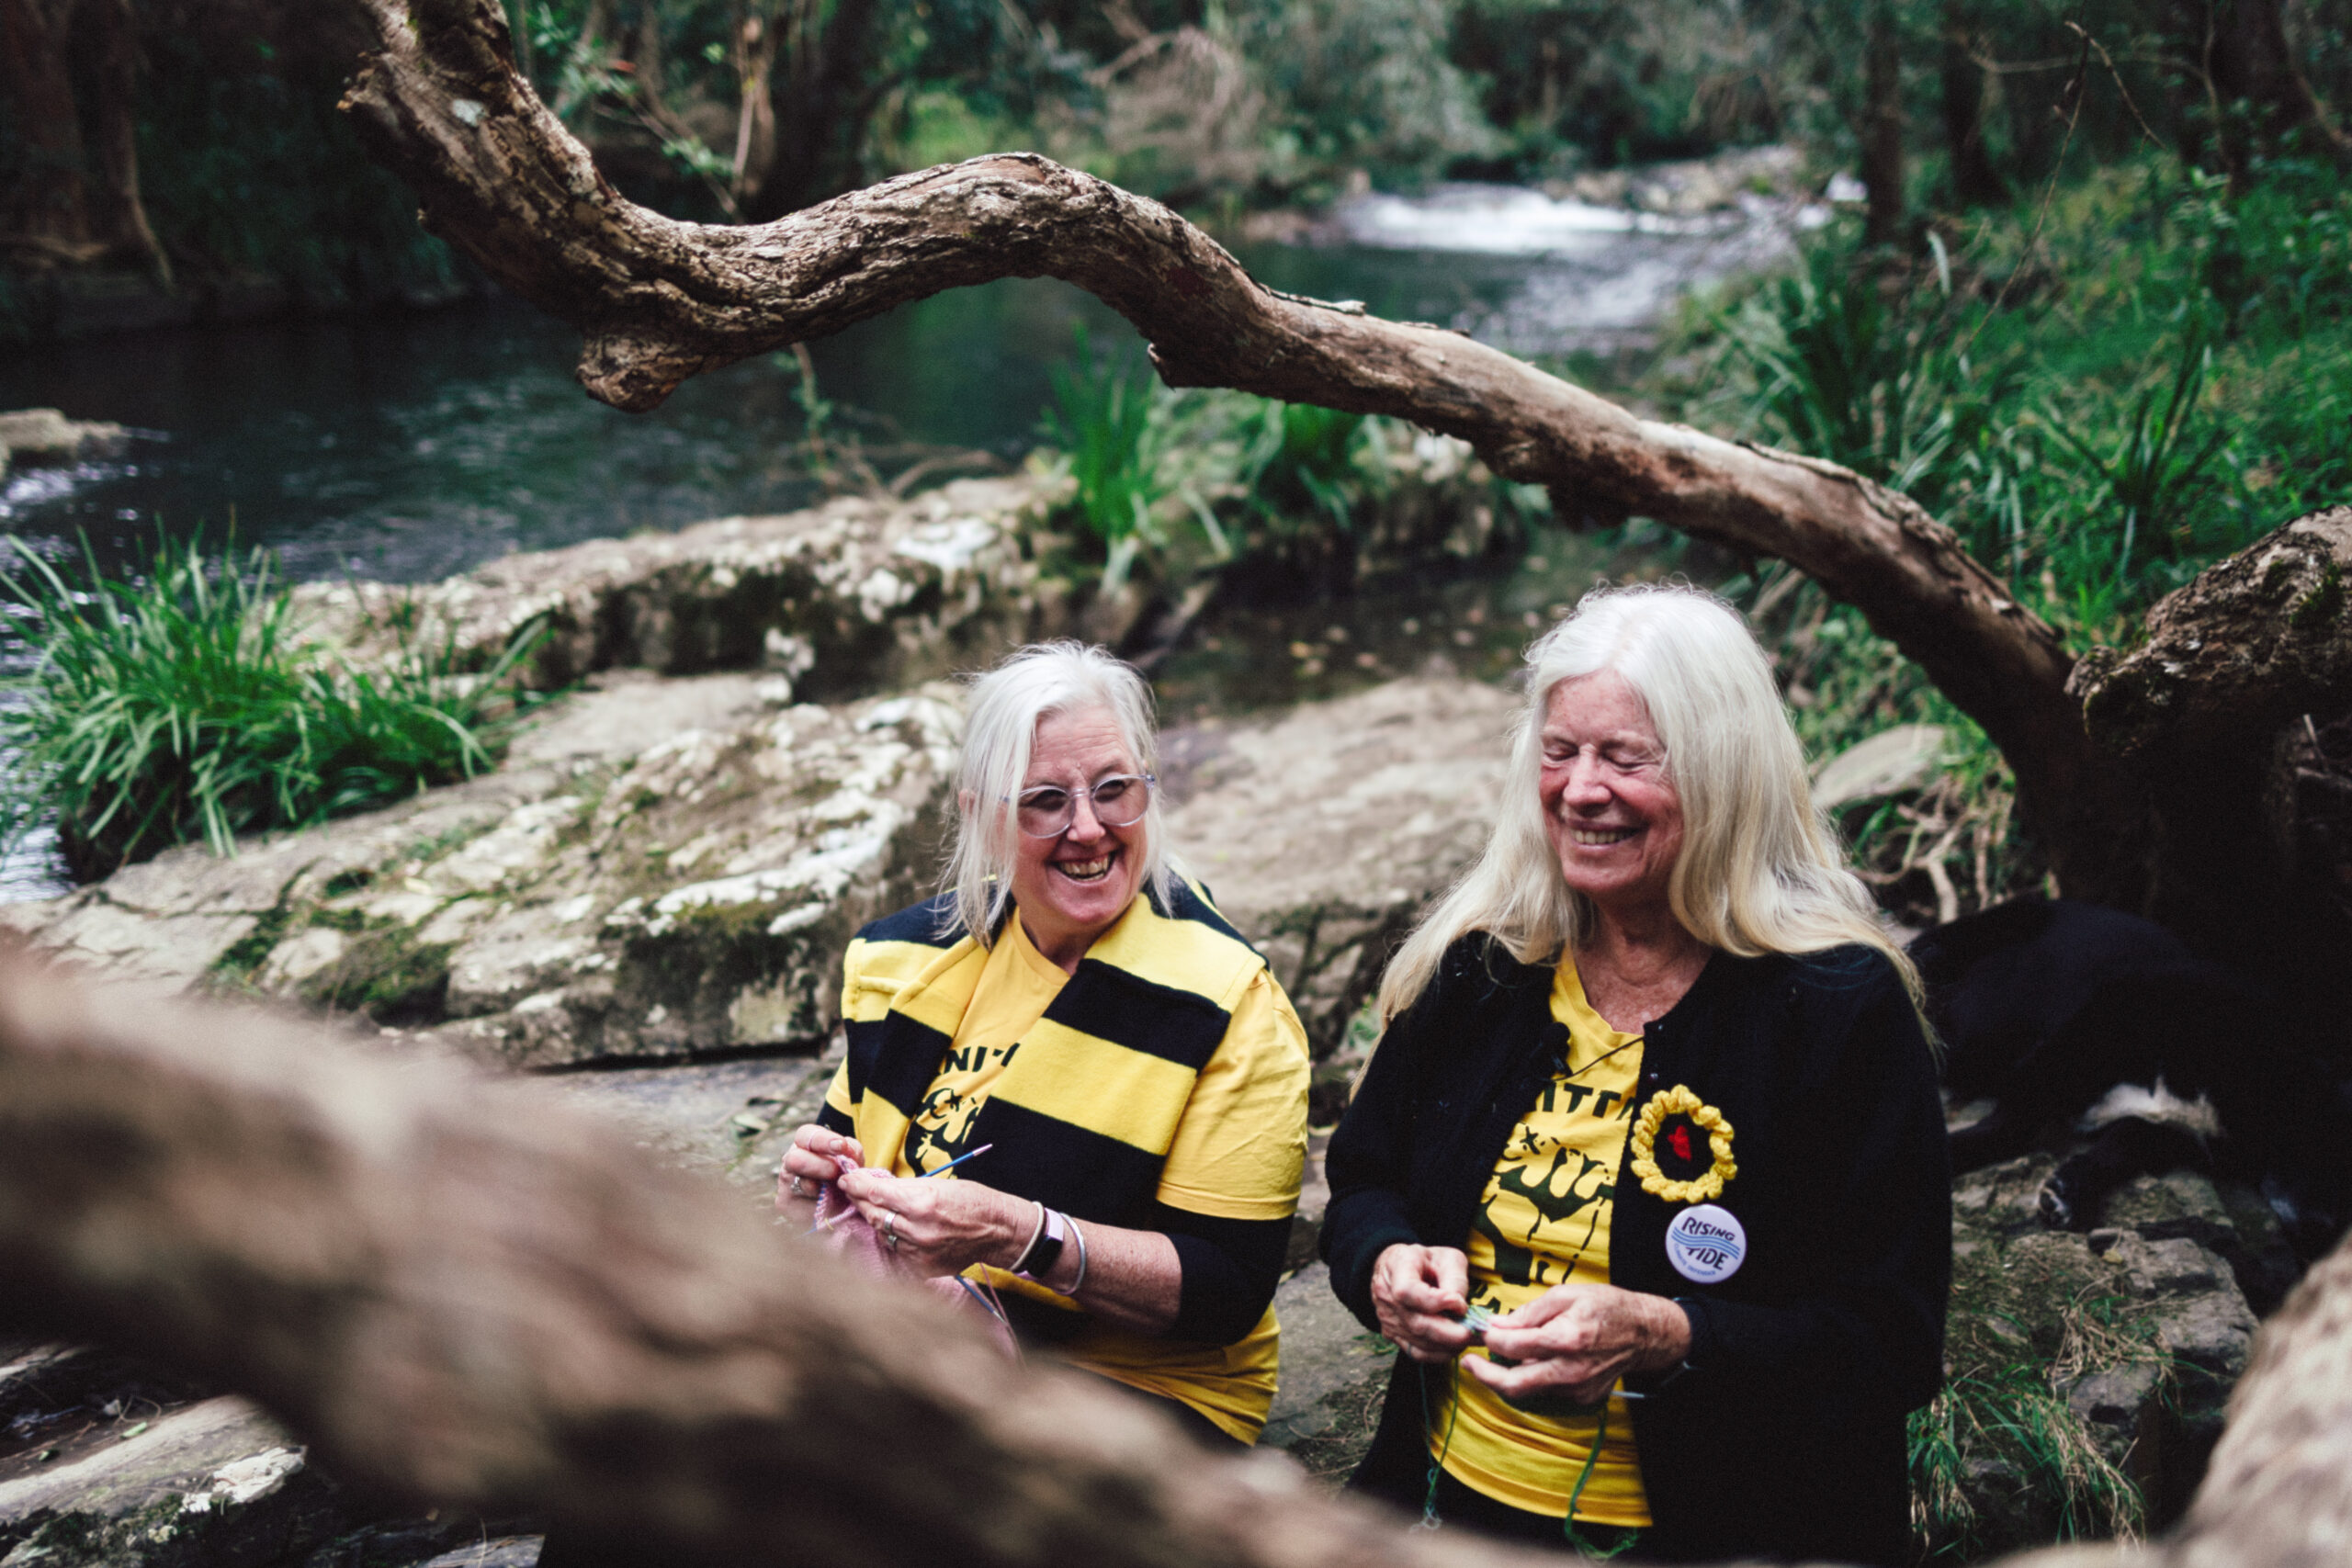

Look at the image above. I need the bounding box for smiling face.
[1008,704,1149,970]
[1537,671,1686,926]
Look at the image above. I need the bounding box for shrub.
[1039,326,1179,589]
[1243,400,1375,533]
[0,535,537,883]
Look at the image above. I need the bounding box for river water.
[0,177,1814,897]
[0,180,1811,583]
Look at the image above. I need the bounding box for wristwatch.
[1015,1204,1068,1280]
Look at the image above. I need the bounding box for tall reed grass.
[1654,152,2352,921]
[0,536,537,882]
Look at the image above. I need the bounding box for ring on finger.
[881,1211,899,1249]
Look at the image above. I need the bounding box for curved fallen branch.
[2179,1234,2352,1568]
[0,955,1515,1567]
[5,957,2352,1565]
[339,0,2146,897]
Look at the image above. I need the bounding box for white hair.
[1378,581,1918,1018]
[943,640,1178,944]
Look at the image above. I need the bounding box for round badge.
[1665,1203,1747,1284]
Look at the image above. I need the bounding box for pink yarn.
[809,1161,1019,1359]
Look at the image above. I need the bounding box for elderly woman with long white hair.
[777,640,1311,1450]
[1321,584,1949,1563]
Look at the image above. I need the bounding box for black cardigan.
[1320,934,1950,1565]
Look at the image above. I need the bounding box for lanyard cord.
[1417,1359,1463,1529]
[1419,1357,1641,1557]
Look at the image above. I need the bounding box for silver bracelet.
[1065,1214,1089,1297]
[1010,1200,1048,1275]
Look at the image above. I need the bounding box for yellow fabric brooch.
[1629,1085,1737,1203]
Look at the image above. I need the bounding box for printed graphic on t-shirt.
[909,1039,1021,1172]
[1464,1036,1639,1310]
[1439,960,1650,1526]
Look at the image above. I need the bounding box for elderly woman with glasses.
[777,640,1311,1449]
[1321,585,1949,1564]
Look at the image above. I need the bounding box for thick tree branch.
[337,0,2130,889]
[2075,508,2352,764]
[0,954,1527,1568]
[2178,1230,2352,1568]
[5,954,2352,1565]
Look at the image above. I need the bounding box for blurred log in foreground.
[1,952,2349,1566]
[0,953,1526,1567]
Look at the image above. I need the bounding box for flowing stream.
[0,174,1815,898]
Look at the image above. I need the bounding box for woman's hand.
[775,1124,863,1213]
[1370,1244,1476,1362]
[836,1166,1033,1280]
[1464,1285,1690,1406]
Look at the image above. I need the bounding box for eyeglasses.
[1013,773,1156,837]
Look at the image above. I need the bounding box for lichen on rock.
[0,675,962,1068]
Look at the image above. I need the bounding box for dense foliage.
[0,536,537,881]
[1625,142,2352,920]
[7,0,2345,310]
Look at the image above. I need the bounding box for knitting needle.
[798,1143,997,1235]
[922,1142,994,1177]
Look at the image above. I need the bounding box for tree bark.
[2203,0,2352,174]
[82,0,171,283]
[1862,0,1905,247]
[2072,506,2352,1027]
[0,0,95,256]
[1939,0,2004,208]
[0,954,1530,1568]
[3,953,2352,1567]
[339,0,2149,901]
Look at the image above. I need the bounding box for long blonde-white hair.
[941,640,1177,944]
[1377,582,1917,1018]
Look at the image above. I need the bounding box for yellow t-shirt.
[824,908,1309,1441]
[1437,956,1651,1526]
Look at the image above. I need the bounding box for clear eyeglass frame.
[1012,772,1157,837]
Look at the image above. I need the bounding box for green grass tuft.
[0,534,539,883]
[1040,324,1174,589]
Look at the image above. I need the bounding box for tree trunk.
[548,0,614,121]
[2072,506,2352,1037]
[729,1,784,209]
[337,0,2155,904]
[2194,0,2351,185]
[0,955,1544,1568]
[1862,0,1905,248]
[0,0,94,258]
[750,0,885,217]
[1939,0,2004,208]
[82,0,170,283]
[3,951,2352,1568]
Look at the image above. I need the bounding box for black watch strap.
[1016,1206,1068,1280]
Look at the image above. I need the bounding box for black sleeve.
[1647,957,1951,1413]
[816,1101,855,1135]
[1318,976,1442,1332]
[1137,1201,1295,1345]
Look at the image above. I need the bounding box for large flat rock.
[1260,1263,1391,1453]
[1160,676,1517,1090]
[292,473,1069,695]
[0,677,962,1067]
[4,671,1512,1083]
[0,1396,341,1568]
